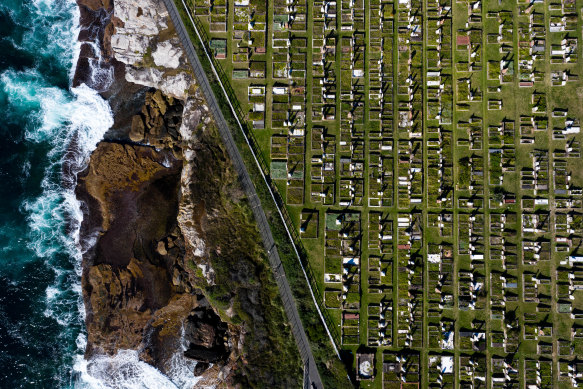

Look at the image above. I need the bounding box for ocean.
[0,0,112,386]
[0,1,205,387]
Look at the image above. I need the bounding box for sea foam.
[74,349,208,389]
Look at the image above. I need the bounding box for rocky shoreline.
[72,0,302,386]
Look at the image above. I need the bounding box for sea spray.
[74,325,206,389]
[74,350,181,389]
[164,324,207,388]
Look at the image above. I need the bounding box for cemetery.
[186,0,583,386]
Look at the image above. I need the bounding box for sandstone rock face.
[110,0,194,100]
[110,0,168,64]
[110,34,151,65]
[113,0,168,36]
[152,39,183,69]
[125,67,193,101]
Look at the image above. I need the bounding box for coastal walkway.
[161,0,324,387]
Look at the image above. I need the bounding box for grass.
[173,1,353,387]
[183,122,304,387]
[176,0,583,386]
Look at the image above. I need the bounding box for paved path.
[161,0,324,387]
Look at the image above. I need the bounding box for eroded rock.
[183,305,229,364]
[152,39,183,69]
[129,114,145,142]
[127,67,193,101]
[110,0,194,100]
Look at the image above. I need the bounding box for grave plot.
[459,353,486,388]
[427,319,454,351]
[459,321,486,353]
[427,211,453,238]
[382,351,421,389]
[428,353,455,388]
[525,358,553,389]
[367,294,393,346]
[491,355,519,388]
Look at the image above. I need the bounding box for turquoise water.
[0,0,112,386]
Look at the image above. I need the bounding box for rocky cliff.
[74,0,302,386]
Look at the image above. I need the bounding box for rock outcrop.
[128,89,183,147]
[110,0,194,100]
[74,0,237,381]
[78,142,180,352]
[74,0,303,386]
[152,39,183,69]
[76,140,239,382]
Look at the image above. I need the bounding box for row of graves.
[395,0,424,209]
[310,0,339,206]
[319,0,376,346]
[271,0,310,204]
[323,212,362,345]
[334,0,368,209]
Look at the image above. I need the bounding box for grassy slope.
[174,2,353,387]
[186,122,304,387]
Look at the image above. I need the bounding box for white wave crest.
[73,325,207,388]
[0,0,114,380]
[1,67,114,259]
[74,350,181,389]
[84,40,115,93]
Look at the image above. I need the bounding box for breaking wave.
[75,350,180,389]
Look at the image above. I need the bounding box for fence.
[185,7,342,348]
